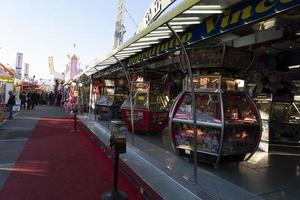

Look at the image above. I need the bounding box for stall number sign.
[138,0,175,32]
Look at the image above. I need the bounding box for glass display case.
[96,79,127,120]
[121,81,169,133]
[169,75,261,165]
[269,101,300,146]
[254,94,300,152]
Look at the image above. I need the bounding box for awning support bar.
[113,56,135,145]
[166,23,198,185]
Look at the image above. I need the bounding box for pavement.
[0,106,147,200]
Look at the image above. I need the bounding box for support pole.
[113,56,135,145]
[166,23,198,185]
[74,113,77,132]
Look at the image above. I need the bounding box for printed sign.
[15,52,23,79]
[137,0,176,32]
[129,0,300,65]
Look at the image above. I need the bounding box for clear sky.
[0,0,153,79]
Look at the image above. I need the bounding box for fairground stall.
[71,0,300,185]
[120,80,169,132]
[169,75,261,164]
[0,63,15,122]
[96,79,127,120]
[254,93,300,152]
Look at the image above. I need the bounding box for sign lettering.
[128,0,300,65]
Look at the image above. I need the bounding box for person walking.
[7,91,16,119]
[27,91,33,109]
[19,92,26,109]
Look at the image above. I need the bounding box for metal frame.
[169,75,262,167]
[113,56,135,145]
[166,22,198,185]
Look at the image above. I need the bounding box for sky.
[0,0,153,79]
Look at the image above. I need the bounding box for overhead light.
[148,32,171,37]
[119,49,143,53]
[289,65,300,69]
[124,46,150,51]
[157,25,183,30]
[139,36,169,42]
[172,17,201,21]
[184,10,223,14]
[192,5,222,9]
[295,32,300,36]
[169,21,201,25]
[131,41,160,46]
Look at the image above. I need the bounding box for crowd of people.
[19,90,62,110]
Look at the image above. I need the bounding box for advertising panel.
[15,52,23,79]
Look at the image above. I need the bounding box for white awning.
[82,0,242,77]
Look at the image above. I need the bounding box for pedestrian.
[27,91,33,109]
[7,91,16,119]
[19,92,26,109]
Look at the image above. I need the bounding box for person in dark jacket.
[7,91,16,119]
[19,92,26,109]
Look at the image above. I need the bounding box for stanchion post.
[101,120,127,200]
[74,113,77,132]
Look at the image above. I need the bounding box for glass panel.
[173,123,221,154]
[131,82,150,110]
[223,93,258,124]
[271,102,300,123]
[149,94,169,111]
[175,93,221,124]
[222,125,260,154]
[222,78,245,92]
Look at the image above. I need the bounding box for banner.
[24,63,29,79]
[129,0,300,65]
[48,56,54,74]
[15,52,23,79]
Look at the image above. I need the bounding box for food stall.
[254,94,300,152]
[0,63,15,122]
[120,81,169,133]
[169,75,261,164]
[96,79,127,120]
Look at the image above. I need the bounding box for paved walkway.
[0,106,145,200]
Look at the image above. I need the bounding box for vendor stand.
[169,75,261,165]
[0,63,15,122]
[254,94,300,152]
[121,81,169,133]
[96,79,126,120]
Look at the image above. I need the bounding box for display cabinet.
[254,94,300,152]
[169,75,261,165]
[120,81,169,132]
[97,79,126,120]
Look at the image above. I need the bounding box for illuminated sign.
[129,0,300,65]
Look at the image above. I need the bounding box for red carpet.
[0,118,144,200]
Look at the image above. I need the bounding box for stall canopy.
[79,0,300,78]
[0,63,14,83]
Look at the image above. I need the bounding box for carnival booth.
[121,80,169,133]
[169,75,261,164]
[0,63,15,122]
[96,79,127,120]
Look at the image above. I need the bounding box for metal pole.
[74,113,77,132]
[166,23,198,185]
[112,152,120,193]
[113,56,135,145]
